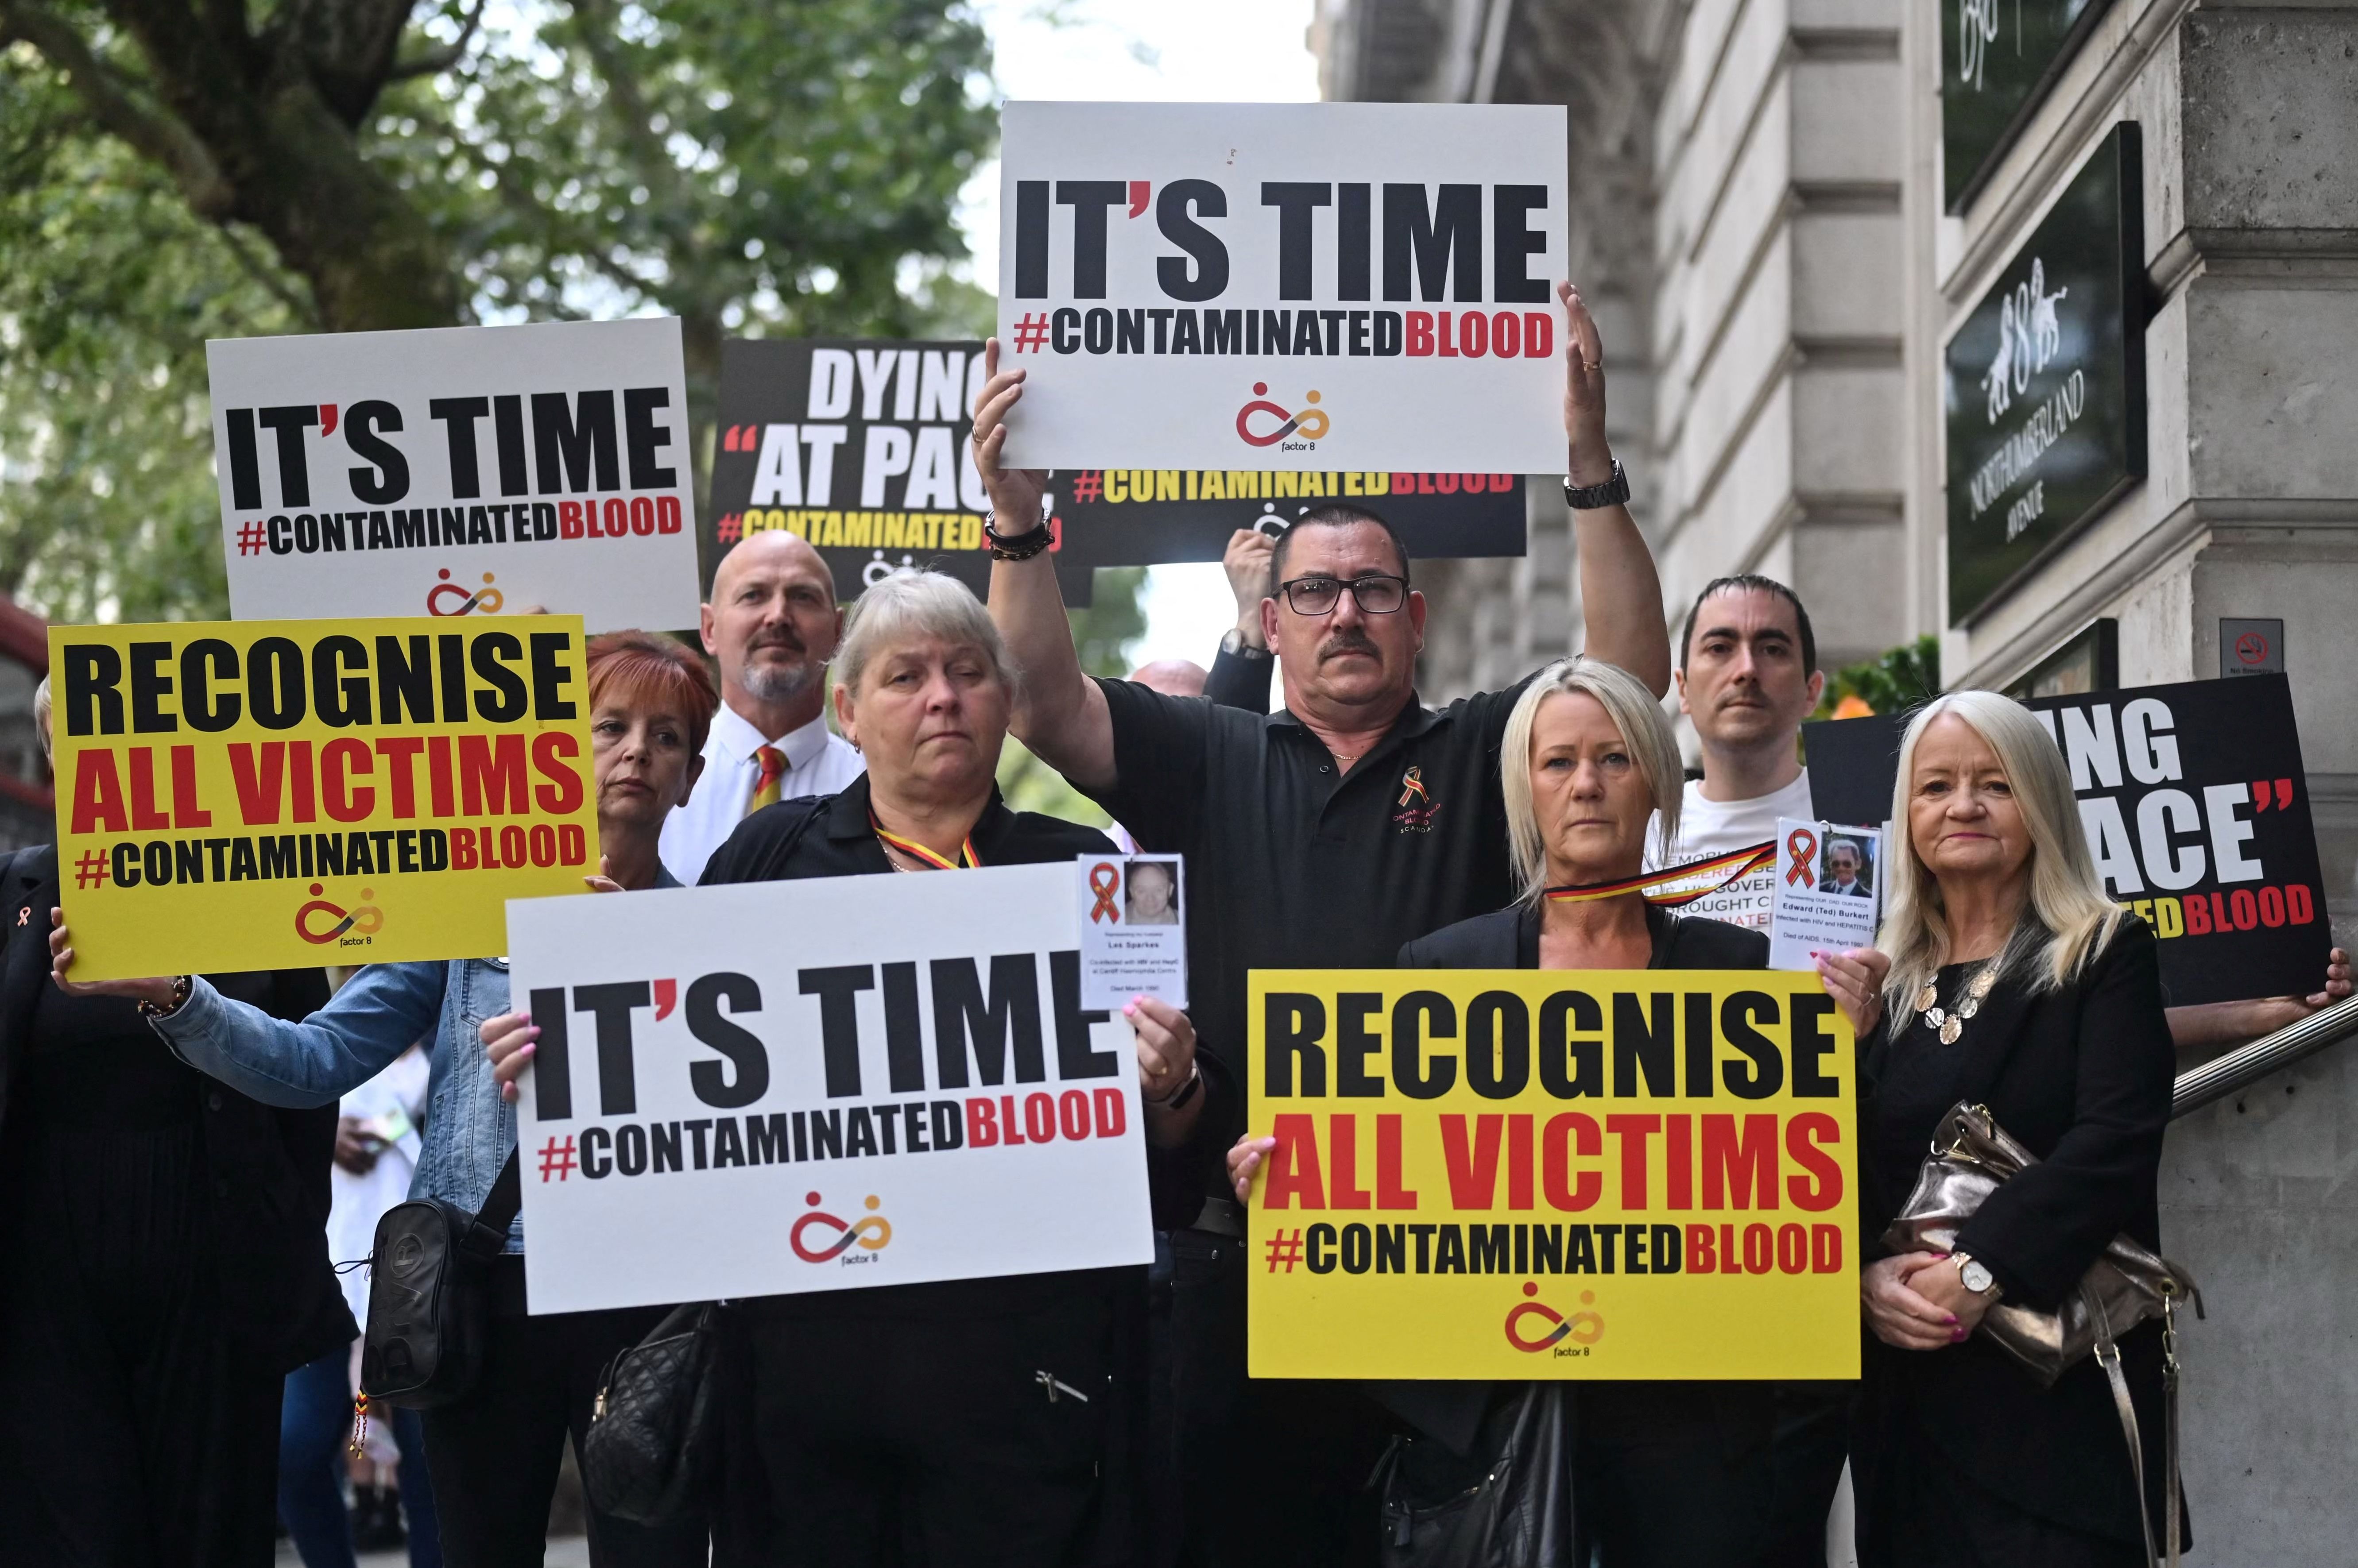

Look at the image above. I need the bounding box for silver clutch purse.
[1883,1101,2202,1387]
[1883,1102,2200,1567]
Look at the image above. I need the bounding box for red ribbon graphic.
[1088,862,1121,923]
[1785,828,1819,887]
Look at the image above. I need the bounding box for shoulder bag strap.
[2087,1284,2161,1568]
[464,1147,524,1258]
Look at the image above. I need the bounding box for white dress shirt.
[659,702,866,885]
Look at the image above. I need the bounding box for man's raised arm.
[973,341,1119,793]
[1558,282,1672,699]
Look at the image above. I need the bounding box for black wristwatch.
[1563,459,1631,510]
[1219,628,1271,661]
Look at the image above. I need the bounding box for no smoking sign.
[2221,618,2285,678]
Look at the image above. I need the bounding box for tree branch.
[0,0,236,219]
[213,221,321,328]
[385,0,487,81]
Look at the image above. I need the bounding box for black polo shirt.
[699,772,1146,1315]
[1090,671,1539,1187]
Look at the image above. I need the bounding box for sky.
[961,0,1322,668]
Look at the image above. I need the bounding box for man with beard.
[659,530,865,883]
[975,282,1671,1565]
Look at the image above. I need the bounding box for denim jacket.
[151,867,678,1254]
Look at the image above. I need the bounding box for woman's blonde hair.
[1501,657,1682,904]
[833,570,1019,697]
[1878,689,2123,1009]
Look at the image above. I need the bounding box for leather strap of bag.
[2088,1285,2161,1568]
[465,1149,523,1259]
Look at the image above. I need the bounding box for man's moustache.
[1319,633,1381,663]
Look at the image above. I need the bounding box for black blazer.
[0,846,354,1373]
[1378,900,1770,1454]
[1855,918,2176,1547]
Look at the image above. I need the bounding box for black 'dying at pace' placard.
[708,339,1097,604]
[1945,124,2145,624]
[1804,675,2331,1008]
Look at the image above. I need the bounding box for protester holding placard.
[1851,692,2179,1563]
[1229,658,1884,1564]
[1642,575,1824,930]
[658,531,864,885]
[553,570,1199,1567]
[49,632,720,1568]
[977,282,1670,1563]
[0,676,346,1567]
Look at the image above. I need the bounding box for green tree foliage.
[0,0,998,620]
[1812,633,1942,720]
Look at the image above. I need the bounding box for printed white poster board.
[995,101,1570,473]
[507,864,1154,1313]
[208,318,701,632]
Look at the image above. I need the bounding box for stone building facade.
[1316,0,2358,1559]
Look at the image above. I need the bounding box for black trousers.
[1762,1381,1855,1568]
[1167,1227,1391,1568]
[0,1117,284,1568]
[1574,1381,1777,1568]
[717,1287,1129,1568]
[418,1262,708,1568]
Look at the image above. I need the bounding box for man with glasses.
[974,282,1670,1566]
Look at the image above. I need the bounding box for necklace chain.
[1914,962,1998,1046]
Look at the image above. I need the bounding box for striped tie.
[748,745,786,814]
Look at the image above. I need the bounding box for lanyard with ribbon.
[1542,841,1774,908]
[870,810,983,871]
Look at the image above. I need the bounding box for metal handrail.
[2172,993,2358,1119]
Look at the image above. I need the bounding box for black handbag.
[359,1150,522,1408]
[580,1301,724,1524]
[1373,1384,1576,1568]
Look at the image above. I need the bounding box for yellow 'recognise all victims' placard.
[49,617,599,978]
[1246,970,1859,1381]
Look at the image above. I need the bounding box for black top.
[1855,918,2176,1545]
[1202,643,1274,715]
[1383,900,1769,1455]
[699,775,1150,1315]
[1091,672,1537,1202]
[0,846,351,1373]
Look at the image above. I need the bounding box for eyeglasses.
[1277,574,1409,616]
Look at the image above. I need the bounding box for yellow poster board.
[50,618,599,978]
[1245,970,1860,1380]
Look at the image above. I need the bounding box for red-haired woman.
[49,632,721,1568]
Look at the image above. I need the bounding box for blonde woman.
[1851,691,2178,1567]
[1228,658,1882,1565]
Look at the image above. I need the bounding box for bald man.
[659,531,866,883]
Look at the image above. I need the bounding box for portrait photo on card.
[1818,834,1875,898]
[1124,859,1180,925]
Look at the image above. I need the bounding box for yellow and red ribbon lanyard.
[869,810,983,871]
[1542,840,1774,908]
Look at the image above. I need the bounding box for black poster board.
[1803,675,2331,1008]
[710,339,1528,600]
[1945,124,2145,625]
[708,339,1095,604]
[1942,0,2119,212]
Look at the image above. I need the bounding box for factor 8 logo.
[790,1191,893,1265]
[1503,1281,1603,1355]
[295,883,384,946]
[1235,384,1331,448]
[427,568,504,616]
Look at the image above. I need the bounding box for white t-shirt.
[1642,770,1814,932]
